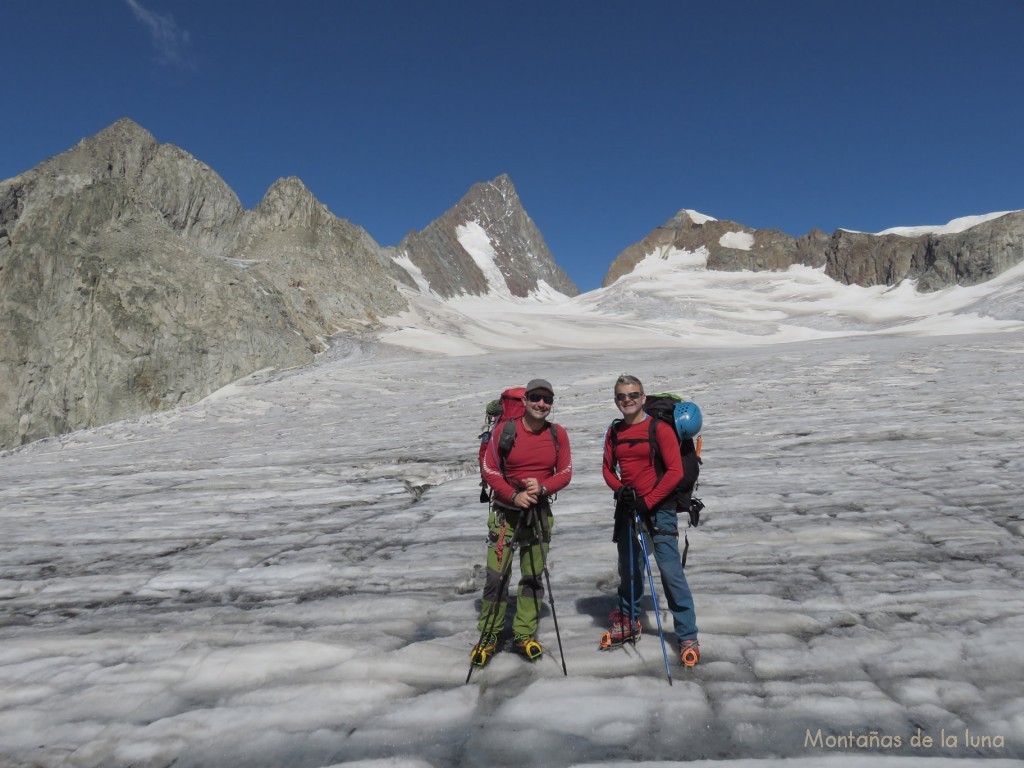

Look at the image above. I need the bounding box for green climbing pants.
[477,504,552,638]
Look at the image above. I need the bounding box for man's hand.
[633,494,649,517]
[523,478,542,497]
[513,488,538,509]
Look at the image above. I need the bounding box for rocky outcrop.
[393,174,578,298]
[0,119,406,449]
[824,217,1024,290]
[603,209,1024,290]
[232,176,409,337]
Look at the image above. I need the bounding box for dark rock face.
[394,174,578,299]
[604,209,1024,291]
[825,218,1024,291]
[0,119,406,448]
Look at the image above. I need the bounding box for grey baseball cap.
[525,378,554,394]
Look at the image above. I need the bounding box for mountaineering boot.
[599,609,642,649]
[680,639,700,667]
[513,634,543,661]
[470,632,499,667]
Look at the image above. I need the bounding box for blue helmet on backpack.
[673,400,702,438]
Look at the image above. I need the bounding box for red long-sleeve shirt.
[481,420,572,506]
[603,416,683,510]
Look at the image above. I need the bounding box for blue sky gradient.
[5,1,1022,291]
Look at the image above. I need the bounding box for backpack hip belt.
[490,501,551,543]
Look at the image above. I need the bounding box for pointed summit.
[88,116,157,145]
[394,174,578,299]
[250,176,329,231]
[44,117,161,188]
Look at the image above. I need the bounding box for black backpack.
[608,393,703,525]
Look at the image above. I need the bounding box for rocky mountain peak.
[3,116,245,259]
[86,117,157,151]
[603,209,780,285]
[670,209,717,228]
[470,173,518,208]
[250,176,327,231]
[0,120,407,450]
[393,174,578,299]
[66,117,159,176]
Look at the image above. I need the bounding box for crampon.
[680,639,700,667]
[513,634,543,661]
[470,633,499,667]
[598,609,642,649]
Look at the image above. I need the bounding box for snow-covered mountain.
[381,239,1024,356]
[604,207,1024,292]
[390,173,578,299]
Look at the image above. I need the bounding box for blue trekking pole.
[635,514,673,686]
[628,516,638,646]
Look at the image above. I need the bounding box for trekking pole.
[534,508,568,676]
[627,508,638,646]
[635,514,673,686]
[466,512,526,684]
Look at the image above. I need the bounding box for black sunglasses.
[615,391,643,402]
[527,393,554,404]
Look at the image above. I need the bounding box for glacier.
[1,253,1023,767]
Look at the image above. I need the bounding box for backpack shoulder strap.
[548,423,561,467]
[648,417,665,476]
[496,418,518,464]
[606,418,624,453]
[484,418,517,483]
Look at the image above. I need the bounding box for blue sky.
[4,1,1022,292]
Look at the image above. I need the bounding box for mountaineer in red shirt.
[602,374,700,666]
[472,378,572,665]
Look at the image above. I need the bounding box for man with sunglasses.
[474,379,572,665]
[601,374,700,666]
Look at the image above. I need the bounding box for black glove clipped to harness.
[615,485,638,507]
[633,494,649,518]
[617,486,650,518]
[612,486,637,542]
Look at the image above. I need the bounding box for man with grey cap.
[474,378,572,665]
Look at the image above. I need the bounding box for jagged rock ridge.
[0,119,407,449]
[392,174,578,299]
[604,209,1024,291]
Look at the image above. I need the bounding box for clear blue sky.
[4,1,1022,291]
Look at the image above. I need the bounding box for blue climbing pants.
[616,506,698,641]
